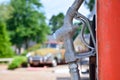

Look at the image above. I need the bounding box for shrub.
[8,56,27,70]
[21,50,28,56]
[0,21,14,58]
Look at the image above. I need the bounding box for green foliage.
[85,0,95,11]
[0,4,13,21]
[0,21,14,58]
[8,56,27,70]
[20,50,28,56]
[49,13,64,33]
[21,43,41,56]
[73,23,90,40]
[7,0,50,51]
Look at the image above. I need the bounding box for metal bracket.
[74,12,96,59]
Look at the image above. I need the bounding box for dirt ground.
[0,64,89,80]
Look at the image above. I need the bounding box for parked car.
[26,41,65,67]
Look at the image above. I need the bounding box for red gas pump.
[53,0,120,80]
[97,0,120,80]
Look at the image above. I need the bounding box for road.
[0,64,89,80]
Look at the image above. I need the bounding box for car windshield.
[48,43,57,48]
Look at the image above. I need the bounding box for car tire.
[30,64,34,67]
[52,59,57,67]
[21,62,28,67]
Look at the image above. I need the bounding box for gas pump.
[52,0,120,80]
[52,0,96,80]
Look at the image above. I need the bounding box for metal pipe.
[53,0,84,42]
[75,12,96,48]
[53,0,84,80]
[69,62,80,80]
[74,12,96,59]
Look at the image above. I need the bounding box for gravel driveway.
[0,64,89,80]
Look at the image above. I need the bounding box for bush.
[0,21,14,58]
[8,56,27,70]
[21,50,28,56]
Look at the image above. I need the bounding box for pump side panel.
[97,0,120,80]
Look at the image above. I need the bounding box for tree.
[0,20,14,58]
[7,0,50,53]
[0,3,13,21]
[49,0,95,34]
[49,13,64,33]
[85,0,95,11]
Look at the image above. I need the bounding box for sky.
[0,0,90,22]
[40,0,90,20]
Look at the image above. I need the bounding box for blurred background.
[0,0,95,80]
